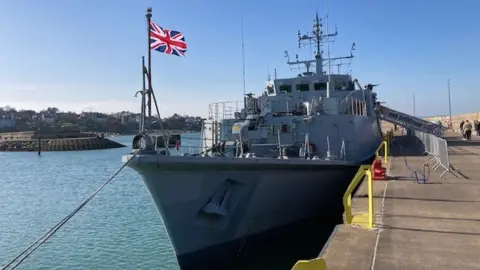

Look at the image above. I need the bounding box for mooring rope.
[1,150,139,270]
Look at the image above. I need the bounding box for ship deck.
[303,132,480,270]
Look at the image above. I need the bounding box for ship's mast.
[284,12,356,76]
[241,17,247,109]
[314,12,324,75]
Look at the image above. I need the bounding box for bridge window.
[314,82,327,91]
[279,85,292,93]
[296,84,310,91]
[266,85,275,94]
[347,81,355,90]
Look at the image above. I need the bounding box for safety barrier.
[343,165,374,228]
[375,130,393,163]
[344,132,392,229]
[413,131,450,177]
[384,130,393,146]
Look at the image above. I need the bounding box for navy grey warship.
[123,13,384,269]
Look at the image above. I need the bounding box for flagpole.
[144,7,170,154]
[141,56,146,132]
[241,16,246,109]
[146,7,153,130]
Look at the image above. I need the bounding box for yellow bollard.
[342,166,375,229]
[366,169,374,229]
[384,140,389,163]
[292,258,327,270]
[375,140,388,163]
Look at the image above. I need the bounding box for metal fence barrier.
[413,130,450,177]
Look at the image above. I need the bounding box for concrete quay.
[312,133,480,270]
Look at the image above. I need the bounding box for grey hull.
[128,158,371,269]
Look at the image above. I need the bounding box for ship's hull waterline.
[127,157,371,269]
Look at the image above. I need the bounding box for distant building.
[57,112,79,123]
[80,112,108,122]
[0,111,16,128]
[41,111,57,124]
[120,112,141,124]
[93,113,107,122]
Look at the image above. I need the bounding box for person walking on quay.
[463,120,473,141]
[460,120,465,138]
[475,120,480,136]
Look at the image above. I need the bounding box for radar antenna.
[284,12,356,76]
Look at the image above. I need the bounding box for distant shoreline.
[0,129,200,136]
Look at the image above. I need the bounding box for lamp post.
[413,93,416,117]
[37,117,43,156]
[448,79,452,129]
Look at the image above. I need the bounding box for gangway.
[376,105,444,136]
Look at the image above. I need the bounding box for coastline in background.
[0,106,204,134]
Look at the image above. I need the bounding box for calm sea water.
[1,133,339,270]
[0,134,202,270]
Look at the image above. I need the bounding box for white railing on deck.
[208,101,243,121]
[338,90,368,116]
[208,98,271,121]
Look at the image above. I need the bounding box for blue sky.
[1,0,479,117]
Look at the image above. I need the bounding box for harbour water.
[1,133,339,270]
[0,135,183,270]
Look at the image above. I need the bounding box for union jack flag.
[150,21,187,57]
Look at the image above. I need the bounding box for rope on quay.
[1,150,139,270]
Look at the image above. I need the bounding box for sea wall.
[424,112,480,131]
[0,130,97,141]
[0,137,126,152]
[0,131,36,140]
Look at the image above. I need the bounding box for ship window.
[314,82,327,91]
[266,85,275,94]
[296,84,310,91]
[347,81,355,90]
[279,85,292,92]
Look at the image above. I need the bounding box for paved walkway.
[319,134,480,270]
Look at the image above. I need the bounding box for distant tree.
[47,107,59,113]
[0,106,204,133]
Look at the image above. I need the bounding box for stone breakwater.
[0,137,126,152]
